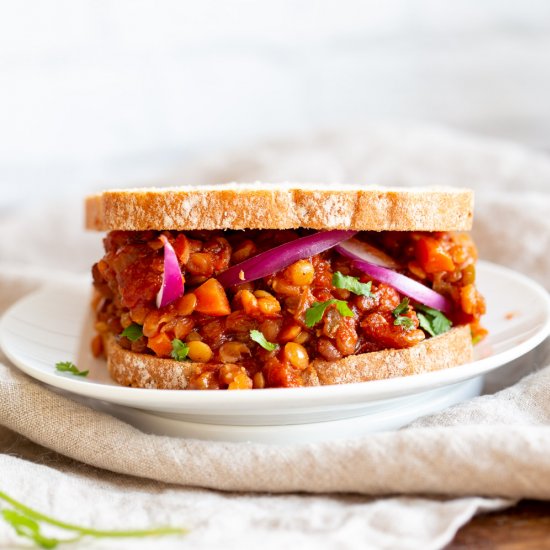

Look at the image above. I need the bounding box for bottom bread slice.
[310,324,473,385]
[103,325,474,390]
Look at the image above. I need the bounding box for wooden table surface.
[446,500,550,549]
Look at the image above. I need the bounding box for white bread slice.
[86,184,474,232]
[104,326,473,389]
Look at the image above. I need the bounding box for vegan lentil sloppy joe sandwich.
[86,184,486,390]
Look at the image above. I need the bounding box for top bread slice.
[85,184,474,232]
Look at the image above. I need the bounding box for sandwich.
[85,184,486,390]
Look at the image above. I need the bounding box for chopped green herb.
[392,298,414,331]
[171,339,190,361]
[250,330,278,351]
[305,299,354,328]
[332,271,372,296]
[417,313,434,336]
[55,361,89,377]
[121,323,143,342]
[392,298,410,317]
[416,305,452,337]
[416,311,436,336]
[0,490,187,548]
[394,316,415,330]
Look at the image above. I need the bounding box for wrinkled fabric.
[1,125,549,549]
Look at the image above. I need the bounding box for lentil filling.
[91,229,486,389]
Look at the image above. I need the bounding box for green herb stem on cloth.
[0,490,187,548]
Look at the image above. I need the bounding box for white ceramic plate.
[1,262,549,438]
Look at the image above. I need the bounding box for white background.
[1,1,550,209]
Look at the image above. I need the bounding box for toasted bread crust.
[104,326,473,390]
[105,333,209,389]
[311,325,473,385]
[86,184,474,232]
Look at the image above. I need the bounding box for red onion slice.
[352,259,453,314]
[335,238,399,269]
[217,230,357,288]
[156,235,185,308]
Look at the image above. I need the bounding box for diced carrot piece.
[148,332,173,357]
[416,237,455,273]
[194,278,231,316]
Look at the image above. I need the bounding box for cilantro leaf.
[250,330,278,351]
[332,272,372,296]
[394,316,415,330]
[335,300,354,317]
[55,361,89,377]
[417,312,436,337]
[392,298,415,331]
[305,299,354,328]
[416,305,452,336]
[305,302,331,327]
[392,298,410,317]
[432,312,452,334]
[121,323,143,342]
[171,339,190,361]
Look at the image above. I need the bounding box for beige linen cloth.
[1,125,550,549]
